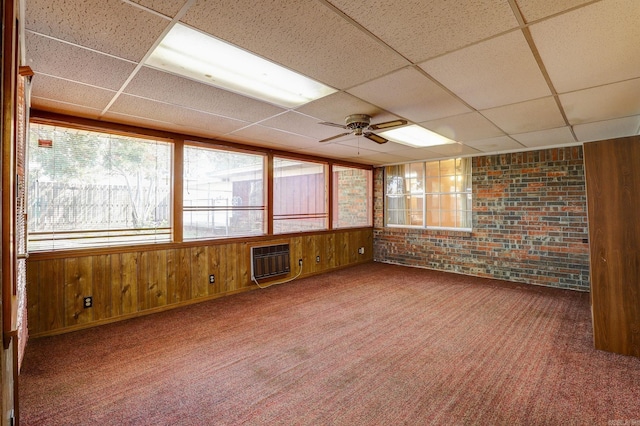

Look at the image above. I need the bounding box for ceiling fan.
[319,114,407,144]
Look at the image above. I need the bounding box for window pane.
[440,176,456,193]
[409,195,424,226]
[440,210,456,228]
[274,157,327,233]
[385,162,424,226]
[333,166,372,228]
[426,209,440,227]
[439,159,456,176]
[28,124,172,250]
[183,145,265,240]
[426,176,440,193]
[426,161,439,177]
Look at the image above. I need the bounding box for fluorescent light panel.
[146,24,336,108]
[379,125,457,147]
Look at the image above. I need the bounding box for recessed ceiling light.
[379,125,457,147]
[146,23,337,108]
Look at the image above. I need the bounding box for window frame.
[332,165,373,229]
[182,141,268,241]
[384,158,472,232]
[26,116,374,253]
[272,155,329,234]
[27,123,174,251]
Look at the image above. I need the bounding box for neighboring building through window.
[385,158,471,230]
[333,166,372,228]
[28,124,172,250]
[273,157,327,233]
[183,145,265,240]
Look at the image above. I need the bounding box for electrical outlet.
[299,258,303,266]
[358,247,365,255]
[316,255,320,263]
[83,296,93,308]
[209,274,215,284]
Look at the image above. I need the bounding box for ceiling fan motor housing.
[345,114,371,136]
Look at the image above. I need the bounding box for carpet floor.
[19,262,640,425]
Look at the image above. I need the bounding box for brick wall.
[374,146,590,291]
[335,168,371,228]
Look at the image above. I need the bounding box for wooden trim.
[267,152,274,235]
[2,0,17,349]
[328,164,334,230]
[25,226,374,260]
[173,138,184,243]
[18,65,33,77]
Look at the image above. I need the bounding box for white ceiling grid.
[23,0,640,165]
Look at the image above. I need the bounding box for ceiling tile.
[125,67,285,122]
[421,143,481,157]
[294,144,380,160]
[336,138,414,154]
[389,148,447,162]
[348,67,471,122]
[128,0,187,17]
[511,127,577,148]
[481,96,565,134]
[295,92,393,125]
[102,111,192,135]
[559,78,640,125]
[259,111,348,141]
[421,112,505,142]
[328,0,518,62]
[530,0,640,93]
[420,30,551,110]
[31,74,116,111]
[25,0,170,61]
[31,98,104,120]
[109,94,249,135]
[228,124,317,149]
[463,136,524,153]
[26,32,137,91]
[181,0,409,90]
[351,152,416,166]
[573,116,640,143]
[514,0,593,23]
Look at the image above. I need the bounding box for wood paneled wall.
[584,136,640,357]
[26,229,373,337]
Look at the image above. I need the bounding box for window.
[183,145,265,240]
[333,166,372,228]
[27,122,372,251]
[385,162,425,227]
[385,158,471,230]
[273,157,327,233]
[28,124,172,250]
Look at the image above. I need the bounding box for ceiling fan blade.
[318,121,348,129]
[320,132,352,143]
[364,132,388,144]
[368,119,408,131]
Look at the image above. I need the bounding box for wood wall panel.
[92,254,111,321]
[64,257,93,326]
[26,229,373,336]
[120,252,139,316]
[584,137,640,357]
[206,245,221,295]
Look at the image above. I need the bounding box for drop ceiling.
[23,0,640,166]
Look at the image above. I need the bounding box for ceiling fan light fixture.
[379,125,456,148]
[146,23,336,108]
